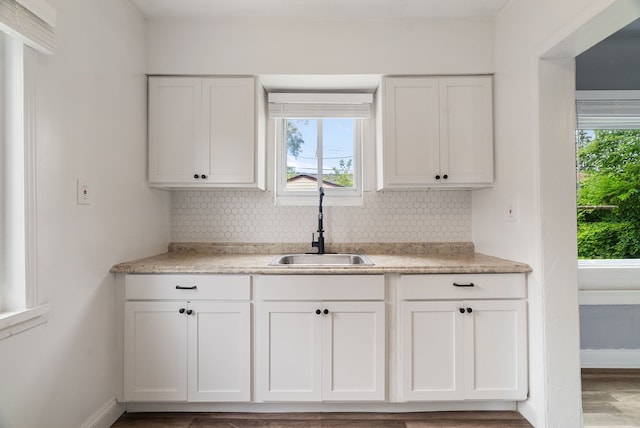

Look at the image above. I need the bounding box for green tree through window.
[577,129,640,258]
[285,118,355,188]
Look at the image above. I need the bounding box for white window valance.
[0,0,55,54]
[576,90,640,129]
[268,93,373,119]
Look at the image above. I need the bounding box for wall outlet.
[506,201,517,222]
[77,179,92,205]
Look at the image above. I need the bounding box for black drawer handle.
[175,285,197,290]
[453,282,475,287]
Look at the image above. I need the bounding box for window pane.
[285,119,318,190]
[576,129,640,259]
[322,119,355,189]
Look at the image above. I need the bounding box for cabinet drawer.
[401,274,525,300]
[257,275,385,300]
[125,274,250,300]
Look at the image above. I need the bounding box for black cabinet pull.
[323,309,329,315]
[315,309,321,315]
[443,174,448,179]
[179,308,185,314]
[175,285,197,290]
[201,174,207,179]
[466,307,473,313]
[435,174,441,180]
[453,282,475,287]
[194,174,200,179]
[458,307,465,314]
[186,309,193,315]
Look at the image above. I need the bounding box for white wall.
[0,1,171,427]
[146,17,496,247]
[145,18,495,75]
[474,0,640,426]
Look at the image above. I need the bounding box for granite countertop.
[110,242,532,275]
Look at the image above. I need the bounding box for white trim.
[125,401,517,413]
[0,0,55,54]
[15,0,55,27]
[268,93,373,119]
[579,290,640,305]
[576,90,640,100]
[23,43,37,307]
[80,397,125,428]
[268,93,373,104]
[0,303,50,340]
[4,35,27,311]
[581,349,640,368]
[578,259,640,291]
[0,33,43,331]
[517,400,537,428]
[274,117,364,206]
[575,90,640,129]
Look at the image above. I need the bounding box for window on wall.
[269,93,372,206]
[575,92,640,259]
[0,0,57,339]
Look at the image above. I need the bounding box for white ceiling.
[130,0,510,21]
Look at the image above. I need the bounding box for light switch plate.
[506,201,517,222]
[77,179,92,205]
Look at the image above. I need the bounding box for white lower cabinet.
[122,272,528,406]
[123,275,251,402]
[399,274,528,401]
[256,275,386,402]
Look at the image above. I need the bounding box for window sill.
[0,304,51,341]
[275,193,363,207]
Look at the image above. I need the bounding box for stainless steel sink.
[269,253,374,266]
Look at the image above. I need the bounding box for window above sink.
[268,92,373,206]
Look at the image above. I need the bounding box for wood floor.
[582,368,640,427]
[111,411,532,427]
[112,369,640,427]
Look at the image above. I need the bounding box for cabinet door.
[148,77,205,184]
[124,301,188,401]
[463,300,527,400]
[383,77,440,187]
[439,77,493,185]
[257,302,322,402]
[400,301,464,401]
[188,302,251,402]
[322,302,386,401]
[202,78,256,185]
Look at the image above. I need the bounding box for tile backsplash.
[171,190,471,243]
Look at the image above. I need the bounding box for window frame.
[0,24,51,341]
[269,92,372,207]
[575,91,640,264]
[275,117,364,206]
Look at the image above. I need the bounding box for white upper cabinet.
[148,76,265,189]
[377,76,494,189]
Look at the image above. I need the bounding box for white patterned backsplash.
[171,190,472,243]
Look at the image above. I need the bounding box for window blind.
[576,92,640,129]
[268,93,373,119]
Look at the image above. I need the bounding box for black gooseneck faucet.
[310,187,325,254]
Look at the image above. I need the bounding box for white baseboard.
[125,401,516,413]
[517,399,537,428]
[80,397,125,428]
[581,349,640,368]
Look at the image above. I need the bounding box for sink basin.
[269,254,374,266]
